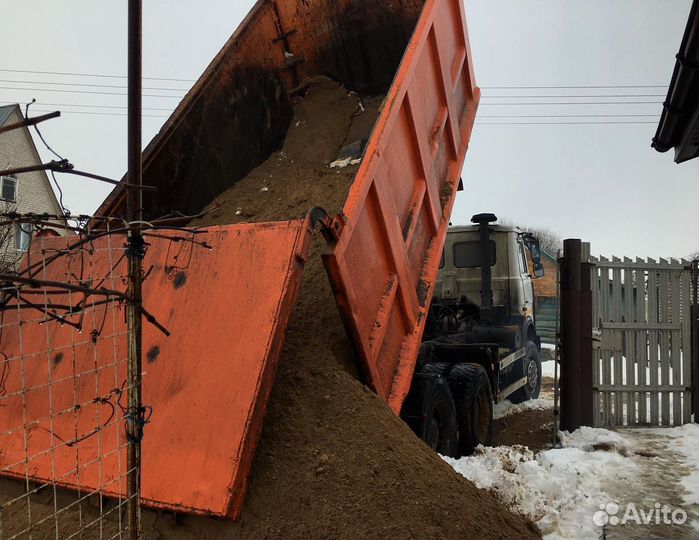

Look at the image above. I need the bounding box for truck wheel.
[510,341,542,404]
[420,374,458,457]
[448,363,493,456]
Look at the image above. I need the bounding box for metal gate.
[590,257,695,427]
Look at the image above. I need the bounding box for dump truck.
[0,0,540,524]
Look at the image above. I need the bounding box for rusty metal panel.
[96,0,427,222]
[324,0,480,413]
[0,220,312,519]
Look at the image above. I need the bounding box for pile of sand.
[182,76,540,540]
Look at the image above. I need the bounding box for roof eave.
[653,0,699,162]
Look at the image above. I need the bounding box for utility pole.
[126,0,143,538]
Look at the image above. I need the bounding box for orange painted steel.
[65,0,479,521]
[325,0,480,413]
[95,0,428,219]
[0,220,312,519]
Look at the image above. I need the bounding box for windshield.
[453,240,496,268]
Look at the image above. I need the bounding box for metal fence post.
[560,239,582,432]
[692,260,698,422]
[580,262,594,427]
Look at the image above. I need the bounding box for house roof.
[0,103,63,216]
[652,0,699,163]
[540,249,557,263]
[0,104,17,127]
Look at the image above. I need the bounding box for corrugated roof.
[0,104,18,127]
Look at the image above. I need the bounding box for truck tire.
[448,363,493,456]
[509,340,542,404]
[418,372,458,457]
[420,361,450,376]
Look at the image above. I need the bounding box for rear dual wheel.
[449,363,493,456]
[418,362,493,457]
[420,376,458,456]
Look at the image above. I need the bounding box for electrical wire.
[481,84,667,89]
[25,101,65,161]
[27,108,168,119]
[478,114,659,118]
[1,101,172,112]
[0,78,188,93]
[478,101,662,105]
[0,67,195,83]
[475,120,657,125]
[482,93,665,98]
[0,86,184,98]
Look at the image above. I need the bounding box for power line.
[0,80,662,98]
[0,86,183,99]
[475,120,657,125]
[0,78,188,92]
[1,70,667,89]
[479,101,662,105]
[0,68,194,83]
[481,84,667,89]
[481,93,665,98]
[30,108,167,119]
[0,101,173,112]
[478,113,659,118]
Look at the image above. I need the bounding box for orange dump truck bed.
[1,0,478,521]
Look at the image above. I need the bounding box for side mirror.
[534,261,545,279]
[524,235,542,265]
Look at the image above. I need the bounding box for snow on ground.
[451,343,699,538]
[625,423,699,529]
[444,428,637,539]
[662,424,699,508]
[542,359,557,379]
[494,398,552,420]
[445,423,699,539]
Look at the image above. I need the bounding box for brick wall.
[528,253,558,298]
[0,106,62,267]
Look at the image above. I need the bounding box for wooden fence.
[589,256,695,427]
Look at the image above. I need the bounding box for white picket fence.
[589,256,695,427]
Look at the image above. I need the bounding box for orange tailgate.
[0,220,312,519]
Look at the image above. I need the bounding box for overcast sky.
[1,0,697,258]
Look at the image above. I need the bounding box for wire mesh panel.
[0,224,134,540]
[1,214,318,531]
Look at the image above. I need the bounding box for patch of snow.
[329,157,361,168]
[641,423,699,509]
[495,398,553,420]
[558,426,629,454]
[542,359,557,379]
[445,428,641,539]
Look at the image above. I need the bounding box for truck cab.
[434,223,543,327]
